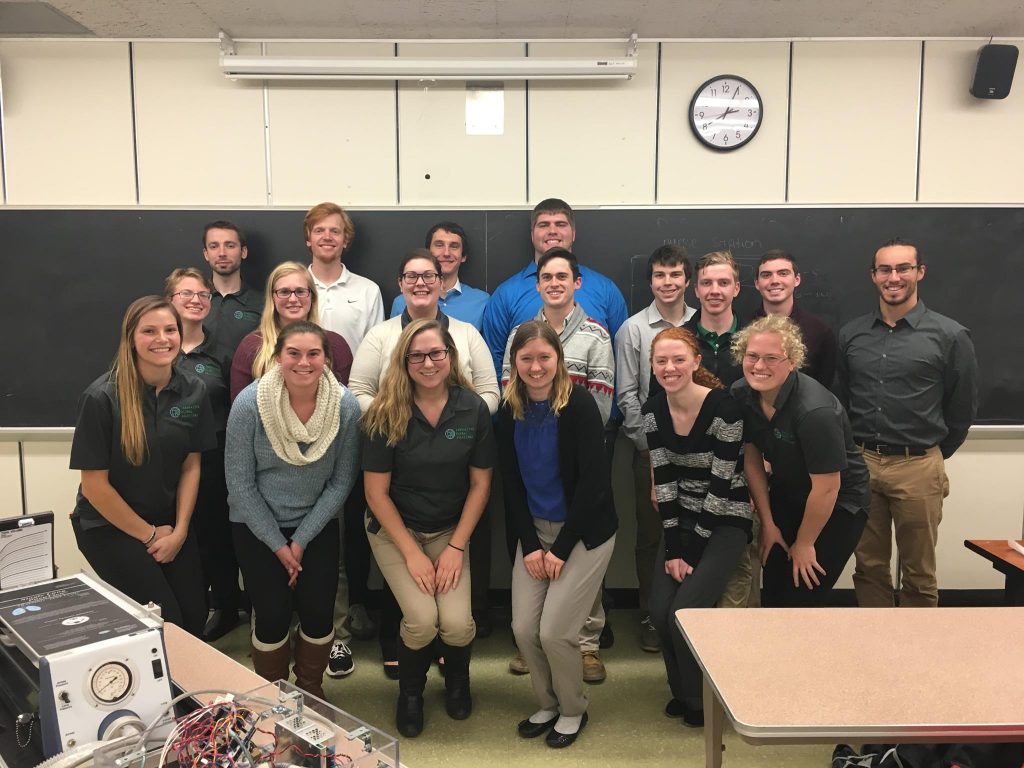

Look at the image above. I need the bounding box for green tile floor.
[208,608,834,768]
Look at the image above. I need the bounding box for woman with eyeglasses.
[70,296,216,637]
[644,326,750,729]
[349,249,498,680]
[230,261,353,401]
[349,249,498,414]
[165,268,242,641]
[226,321,361,700]
[730,314,868,608]
[362,319,494,737]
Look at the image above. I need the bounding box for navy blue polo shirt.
[363,386,496,533]
[732,371,869,515]
[175,327,232,435]
[70,369,217,529]
[207,284,263,362]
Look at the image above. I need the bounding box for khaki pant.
[512,519,615,717]
[854,447,949,608]
[718,515,761,608]
[366,517,475,650]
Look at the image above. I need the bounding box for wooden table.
[964,539,1024,606]
[676,607,1024,768]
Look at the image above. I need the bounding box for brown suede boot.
[251,634,291,683]
[293,630,333,700]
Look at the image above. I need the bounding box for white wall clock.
[689,74,763,151]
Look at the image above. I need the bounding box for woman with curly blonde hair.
[362,319,495,738]
[730,314,868,608]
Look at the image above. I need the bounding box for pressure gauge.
[89,661,134,705]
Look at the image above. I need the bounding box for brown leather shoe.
[581,651,606,683]
[508,651,529,675]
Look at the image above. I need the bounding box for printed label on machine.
[0,577,147,655]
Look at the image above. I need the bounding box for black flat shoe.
[202,609,241,642]
[545,711,588,748]
[664,698,685,719]
[681,707,704,728]
[517,714,559,738]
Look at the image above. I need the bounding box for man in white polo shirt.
[305,201,385,679]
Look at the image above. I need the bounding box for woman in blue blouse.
[497,321,617,749]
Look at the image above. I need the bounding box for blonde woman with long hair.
[497,320,617,749]
[70,296,216,636]
[362,319,495,738]
[230,261,353,400]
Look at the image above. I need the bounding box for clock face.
[689,75,763,151]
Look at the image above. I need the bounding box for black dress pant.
[73,516,206,637]
[193,447,241,612]
[761,497,867,608]
[343,474,371,607]
[648,528,747,709]
[233,519,339,644]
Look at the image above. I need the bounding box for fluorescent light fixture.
[218,33,638,82]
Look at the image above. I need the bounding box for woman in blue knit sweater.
[226,321,361,700]
[644,326,751,727]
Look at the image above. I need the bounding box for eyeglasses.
[273,287,312,299]
[872,263,920,277]
[172,289,213,302]
[401,271,439,286]
[743,352,789,366]
[406,348,450,365]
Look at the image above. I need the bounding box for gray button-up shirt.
[836,301,978,459]
[614,301,696,450]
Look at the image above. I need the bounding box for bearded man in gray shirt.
[837,237,978,608]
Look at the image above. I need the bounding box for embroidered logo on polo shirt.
[234,310,244,320]
[194,362,222,378]
[169,404,202,420]
[445,427,475,440]
[772,427,796,444]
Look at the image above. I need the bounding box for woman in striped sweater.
[644,327,751,728]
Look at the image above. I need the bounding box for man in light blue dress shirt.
[390,221,490,331]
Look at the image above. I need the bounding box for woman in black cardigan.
[497,321,617,750]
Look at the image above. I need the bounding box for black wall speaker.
[970,44,1018,99]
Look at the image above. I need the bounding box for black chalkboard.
[1,207,1019,426]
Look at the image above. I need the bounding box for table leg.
[704,675,724,768]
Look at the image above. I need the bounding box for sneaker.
[581,650,606,683]
[348,604,376,641]
[326,640,355,678]
[640,616,661,653]
[508,651,529,675]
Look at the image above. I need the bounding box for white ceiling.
[1,0,1022,40]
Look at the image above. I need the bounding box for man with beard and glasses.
[837,237,977,609]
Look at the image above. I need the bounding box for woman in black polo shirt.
[730,314,869,607]
[70,296,215,636]
[498,321,618,749]
[165,267,240,641]
[362,319,495,738]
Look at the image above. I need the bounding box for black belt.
[859,442,929,457]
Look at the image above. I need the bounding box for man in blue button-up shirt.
[483,198,627,685]
[391,221,490,331]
